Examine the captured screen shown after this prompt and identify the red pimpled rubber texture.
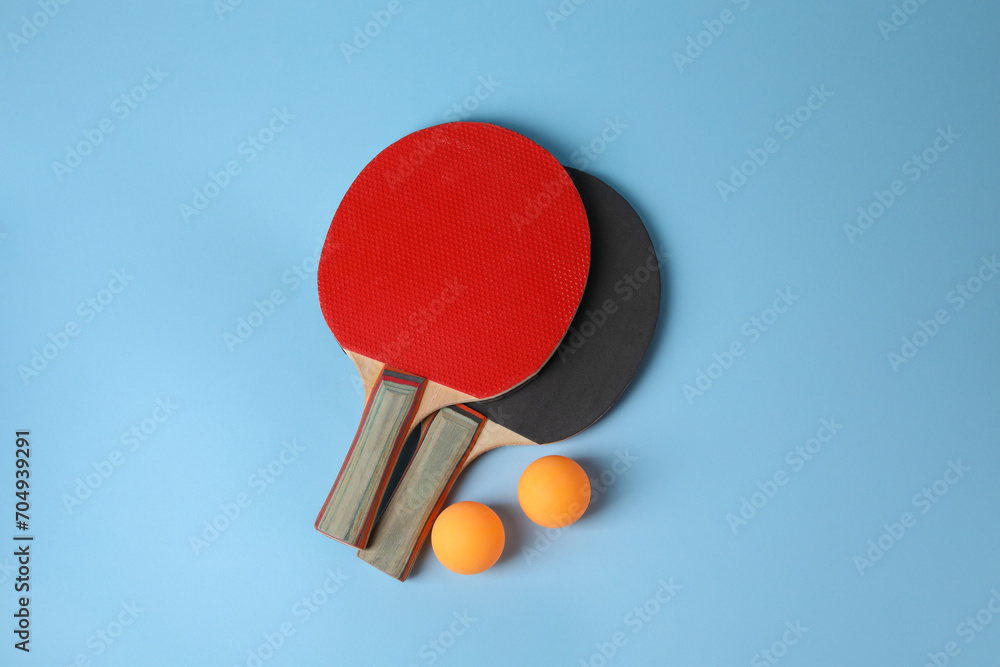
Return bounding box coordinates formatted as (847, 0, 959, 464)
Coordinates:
(318, 122, 589, 400)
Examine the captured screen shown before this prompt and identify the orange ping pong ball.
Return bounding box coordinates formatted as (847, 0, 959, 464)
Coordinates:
(431, 501, 505, 575)
(518, 455, 591, 528)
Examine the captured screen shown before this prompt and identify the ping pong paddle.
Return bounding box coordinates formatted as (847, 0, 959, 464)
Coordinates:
(314, 123, 590, 548)
(358, 168, 661, 579)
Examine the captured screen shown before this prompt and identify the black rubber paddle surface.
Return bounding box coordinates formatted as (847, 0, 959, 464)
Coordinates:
(468, 167, 661, 443)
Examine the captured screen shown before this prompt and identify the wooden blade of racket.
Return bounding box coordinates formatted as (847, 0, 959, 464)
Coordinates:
(314, 123, 590, 547)
(359, 169, 661, 578)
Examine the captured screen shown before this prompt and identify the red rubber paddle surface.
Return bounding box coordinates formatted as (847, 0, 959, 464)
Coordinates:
(318, 122, 590, 399)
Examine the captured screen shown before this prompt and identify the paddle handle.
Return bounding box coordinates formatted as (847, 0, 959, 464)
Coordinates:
(315, 369, 427, 548)
(357, 405, 485, 580)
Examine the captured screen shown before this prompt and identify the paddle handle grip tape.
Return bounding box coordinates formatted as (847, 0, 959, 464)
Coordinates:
(315, 369, 427, 548)
(357, 405, 486, 580)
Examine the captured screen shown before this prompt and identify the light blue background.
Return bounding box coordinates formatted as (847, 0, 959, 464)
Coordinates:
(2, 1, 999, 665)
